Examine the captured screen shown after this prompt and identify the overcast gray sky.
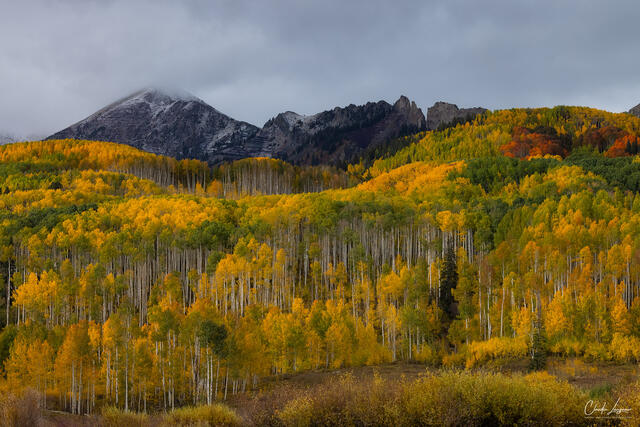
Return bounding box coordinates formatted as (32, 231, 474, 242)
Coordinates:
(1, 0, 639, 137)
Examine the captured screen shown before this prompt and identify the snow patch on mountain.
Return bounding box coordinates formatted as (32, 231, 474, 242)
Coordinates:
(47, 88, 260, 162)
(47, 87, 427, 165)
(0, 133, 18, 145)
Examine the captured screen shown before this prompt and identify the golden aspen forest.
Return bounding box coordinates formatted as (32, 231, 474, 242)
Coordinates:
(4, 106, 640, 425)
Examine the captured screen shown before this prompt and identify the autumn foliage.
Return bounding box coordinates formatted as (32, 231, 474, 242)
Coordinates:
(500, 126, 568, 158)
(0, 103, 639, 418)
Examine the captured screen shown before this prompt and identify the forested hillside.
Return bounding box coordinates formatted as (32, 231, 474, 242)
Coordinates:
(2, 106, 640, 416)
(368, 106, 640, 175)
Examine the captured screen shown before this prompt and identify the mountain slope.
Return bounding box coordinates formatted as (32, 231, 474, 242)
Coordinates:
(253, 95, 426, 165)
(47, 88, 260, 163)
(48, 90, 426, 165)
(369, 105, 640, 177)
(0, 133, 18, 145)
(630, 103, 640, 118)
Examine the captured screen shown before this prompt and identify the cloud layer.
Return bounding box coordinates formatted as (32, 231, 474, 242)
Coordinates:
(1, 0, 639, 137)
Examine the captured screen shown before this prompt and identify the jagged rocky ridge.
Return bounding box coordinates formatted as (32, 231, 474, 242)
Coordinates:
(630, 103, 640, 118)
(48, 89, 428, 165)
(256, 96, 426, 165)
(48, 88, 492, 165)
(426, 101, 487, 130)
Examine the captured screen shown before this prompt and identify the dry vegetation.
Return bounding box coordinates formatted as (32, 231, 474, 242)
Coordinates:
(1, 362, 636, 426)
(0, 389, 42, 427)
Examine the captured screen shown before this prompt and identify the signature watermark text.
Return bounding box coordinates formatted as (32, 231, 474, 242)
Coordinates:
(584, 398, 632, 419)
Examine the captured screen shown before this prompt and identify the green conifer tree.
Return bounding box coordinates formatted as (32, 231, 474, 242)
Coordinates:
(439, 243, 458, 319)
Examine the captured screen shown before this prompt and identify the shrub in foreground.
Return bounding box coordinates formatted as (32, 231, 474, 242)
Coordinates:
(101, 406, 150, 427)
(101, 404, 241, 427)
(162, 404, 242, 426)
(0, 388, 42, 427)
(274, 370, 589, 426)
(277, 373, 400, 426)
(402, 371, 585, 426)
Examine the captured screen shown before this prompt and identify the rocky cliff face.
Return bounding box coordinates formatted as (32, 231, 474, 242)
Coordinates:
(426, 101, 487, 130)
(630, 103, 640, 118)
(47, 88, 260, 163)
(255, 95, 426, 165)
(48, 88, 426, 165)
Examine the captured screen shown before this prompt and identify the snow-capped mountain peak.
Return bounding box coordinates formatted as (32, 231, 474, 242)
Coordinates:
(47, 88, 260, 161)
(47, 88, 432, 165)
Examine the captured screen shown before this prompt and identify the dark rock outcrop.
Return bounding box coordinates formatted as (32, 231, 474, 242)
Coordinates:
(426, 101, 487, 130)
(254, 95, 426, 165)
(629, 103, 640, 118)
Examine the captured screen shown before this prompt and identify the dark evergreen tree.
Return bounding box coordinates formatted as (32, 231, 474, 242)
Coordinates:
(529, 316, 548, 371)
(439, 243, 458, 319)
(199, 320, 228, 357)
(0, 325, 17, 370)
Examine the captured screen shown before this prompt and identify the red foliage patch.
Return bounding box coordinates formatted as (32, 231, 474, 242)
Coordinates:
(500, 127, 568, 159)
(578, 126, 627, 153)
(605, 134, 640, 157)
(501, 125, 640, 159)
